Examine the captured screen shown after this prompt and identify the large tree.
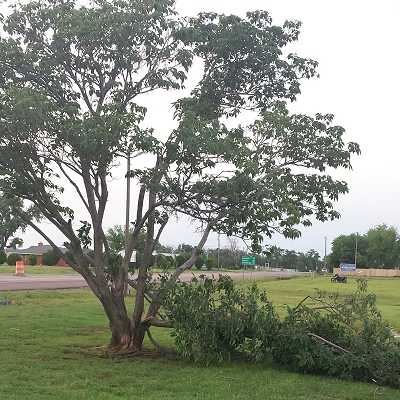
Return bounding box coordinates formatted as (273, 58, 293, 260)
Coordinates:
(328, 233, 358, 269)
(0, 195, 41, 249)
(105, 225, 146, 254)
(327, 225, 400, 270)
(0, 0, 359, 350)
(224, 238, 244, 270)
(365, 224, 400, 269)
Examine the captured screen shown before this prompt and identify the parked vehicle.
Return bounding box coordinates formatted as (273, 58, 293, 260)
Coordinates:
(331, 273, 347, 283)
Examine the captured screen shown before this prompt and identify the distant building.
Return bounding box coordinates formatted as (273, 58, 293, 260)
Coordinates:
(6, 242, 69, 266)
(153, 252, 176, 258)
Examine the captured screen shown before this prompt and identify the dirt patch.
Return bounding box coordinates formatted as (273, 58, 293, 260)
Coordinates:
(100, 375, 114, 380)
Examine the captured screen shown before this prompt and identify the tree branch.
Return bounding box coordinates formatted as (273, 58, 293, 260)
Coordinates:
(144, 317, 174, 329)
(307, 333, 352, 355)
(147, 329, 175, 353)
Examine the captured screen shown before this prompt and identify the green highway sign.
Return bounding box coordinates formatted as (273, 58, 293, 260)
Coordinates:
(241, 256, 255, 266)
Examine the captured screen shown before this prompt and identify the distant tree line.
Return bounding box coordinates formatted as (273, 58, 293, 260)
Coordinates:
(327, 224, 400, 270)
(158, 239, 323, 272)
(158, 224, 400, 272)
(3, 223, 397, 272)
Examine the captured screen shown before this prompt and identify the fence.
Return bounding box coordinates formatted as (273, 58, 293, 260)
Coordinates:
(333, 268, 400, 277)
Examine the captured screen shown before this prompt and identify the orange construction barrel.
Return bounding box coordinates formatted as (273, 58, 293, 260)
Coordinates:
(14, 261, 26, 277)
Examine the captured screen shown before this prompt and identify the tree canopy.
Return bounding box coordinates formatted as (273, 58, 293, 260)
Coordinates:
(105, 225, 146, 254)
(328, 224, 400, 269)
(0, 0, 360, 353)
(0, 195, 41, 249)
(365, 224, 400, 269)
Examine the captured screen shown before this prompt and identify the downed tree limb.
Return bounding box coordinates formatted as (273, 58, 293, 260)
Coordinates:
(307, 333, 352, 355)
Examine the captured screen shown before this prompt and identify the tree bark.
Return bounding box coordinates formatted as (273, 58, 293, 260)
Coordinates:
(95, 285, 134, 349)
(131, 187, 157, 349)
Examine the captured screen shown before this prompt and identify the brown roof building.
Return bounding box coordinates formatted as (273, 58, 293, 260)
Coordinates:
(7, 242, 69, 266)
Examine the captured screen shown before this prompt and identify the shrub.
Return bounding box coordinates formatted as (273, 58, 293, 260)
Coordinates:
(0, 249, 6, 264)
(176, 253, 190, 267)
(28, 253, 37, 266)
(7, 253, 22, 266)
(194, 257, 204, 270)
(41, 250, 60, 266)
(204, 258, 215, 270)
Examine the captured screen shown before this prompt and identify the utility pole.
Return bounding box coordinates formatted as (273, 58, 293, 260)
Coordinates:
(355, 232, 358, 268)
(217, 233, 220, 270)
(324, 236, 327, 274)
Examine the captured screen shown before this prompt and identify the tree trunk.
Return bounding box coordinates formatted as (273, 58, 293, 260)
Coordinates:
(98, 289, 135, 349)
(130, 188, 158, 350)
(83, 268, 136, 350)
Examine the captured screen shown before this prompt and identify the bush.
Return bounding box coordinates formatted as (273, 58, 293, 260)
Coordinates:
(41, 250, 60, 266)
(204, 258, 215, 270)
(0, 249, 6, 264)
(194, 257, 204, 270)
(176, 253, 190, 267)
(28, 253, 37, 266)
(7, 253, 22, 266)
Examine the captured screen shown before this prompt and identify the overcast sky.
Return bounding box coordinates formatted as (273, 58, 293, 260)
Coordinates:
(9, 0, 400, 257)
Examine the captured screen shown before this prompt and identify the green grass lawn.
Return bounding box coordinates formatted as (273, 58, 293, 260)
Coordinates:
(236, 275, 400, 332)
(0, 276, 399, 399)
(0, 264, 79, 274)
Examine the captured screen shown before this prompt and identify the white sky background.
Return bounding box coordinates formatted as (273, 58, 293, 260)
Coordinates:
(12, 0, 400, 257)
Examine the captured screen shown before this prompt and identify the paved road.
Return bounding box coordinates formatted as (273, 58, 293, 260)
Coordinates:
(0, 270, 308, 292)
(0, 274, 90, 291)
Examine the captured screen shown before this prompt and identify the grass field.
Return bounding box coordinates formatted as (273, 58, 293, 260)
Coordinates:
(0, 275, 399, 399)
(0, 264, 79, 274)
(238, 275, 400, 332)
